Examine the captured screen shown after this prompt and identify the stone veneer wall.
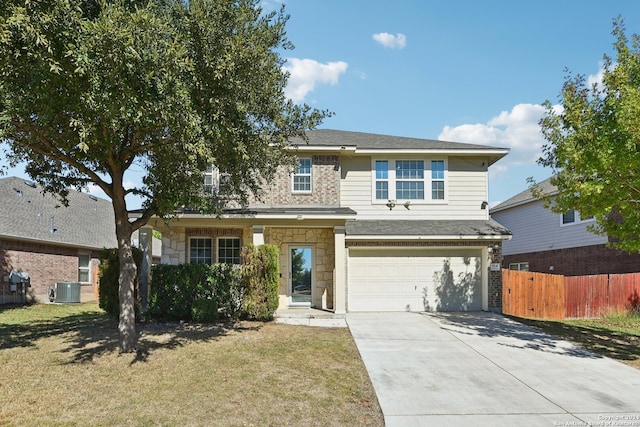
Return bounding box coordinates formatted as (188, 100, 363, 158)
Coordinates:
(264, 227, 335, 310)
(161, 226, 252, 265)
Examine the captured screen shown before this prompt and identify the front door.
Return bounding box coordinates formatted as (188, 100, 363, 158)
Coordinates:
(290, 247, 313, 306)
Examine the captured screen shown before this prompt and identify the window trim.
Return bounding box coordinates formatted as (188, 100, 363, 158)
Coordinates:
(560, 210, 595, 227)
(189, 237, 213, 265)
(509, 262, 529, 271)
(216, 237, 242, 265)
(78, 254, 91, 283)
(292, 157, 312, 193)
(371, 158, 447, 204)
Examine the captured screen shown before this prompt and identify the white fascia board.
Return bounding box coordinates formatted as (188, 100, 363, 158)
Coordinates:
(346, 234, 512, 241)
(170, 212, 357, 221)
(353, 148, 510, 156)
(286, 145, 357, 152)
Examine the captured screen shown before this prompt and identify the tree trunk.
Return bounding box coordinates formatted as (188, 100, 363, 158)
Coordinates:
(117, 231, 137, 353)
(113, 196, 137, 353)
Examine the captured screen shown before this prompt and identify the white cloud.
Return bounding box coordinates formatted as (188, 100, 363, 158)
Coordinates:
(439, 103, 551, 178)
(283, 58, 348, 103)
(372, 32, 407, 49)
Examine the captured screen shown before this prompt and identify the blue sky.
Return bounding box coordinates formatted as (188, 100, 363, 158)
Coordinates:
(4, 0, 640, 208)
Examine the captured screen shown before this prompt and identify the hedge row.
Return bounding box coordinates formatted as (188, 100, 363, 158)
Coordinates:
(99, 244, 280, 322)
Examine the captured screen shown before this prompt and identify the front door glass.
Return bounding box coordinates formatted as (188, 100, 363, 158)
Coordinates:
(291, 247, 312, 305)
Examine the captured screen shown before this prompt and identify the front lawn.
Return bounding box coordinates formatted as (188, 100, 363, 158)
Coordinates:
(0, 303, 383, 426)
(511, 311, 640, 369)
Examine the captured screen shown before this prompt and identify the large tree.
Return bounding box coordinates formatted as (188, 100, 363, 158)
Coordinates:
(538, 18, 640, 253)
(0, 0, 327, 352)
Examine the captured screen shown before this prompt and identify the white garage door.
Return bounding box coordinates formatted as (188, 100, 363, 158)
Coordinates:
(348, 248, 483, 312)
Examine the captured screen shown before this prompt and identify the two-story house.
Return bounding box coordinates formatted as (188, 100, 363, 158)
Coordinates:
(142, 129, 511, 313)
(490, 177, 640, 276)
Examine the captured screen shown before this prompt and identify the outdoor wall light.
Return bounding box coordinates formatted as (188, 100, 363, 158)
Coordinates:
(404, 201, 411, 210)
(481, 201, 489, 210)
(386, 200, 396, 210)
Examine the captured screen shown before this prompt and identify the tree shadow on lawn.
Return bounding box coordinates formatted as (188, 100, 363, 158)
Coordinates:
(0, 306, 261, 365)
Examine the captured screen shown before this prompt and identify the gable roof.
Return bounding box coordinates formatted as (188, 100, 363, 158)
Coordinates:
(0, 176, 117, 249)
(490, 177, 557, 213)
(291, 129, 509, 165)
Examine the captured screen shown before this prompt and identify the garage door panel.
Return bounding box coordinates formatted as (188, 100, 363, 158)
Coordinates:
(348, 250, 482, 312)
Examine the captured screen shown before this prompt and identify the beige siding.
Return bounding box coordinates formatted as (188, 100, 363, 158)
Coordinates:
(340, 155, 490, 220)
(491, 199, 608, 256)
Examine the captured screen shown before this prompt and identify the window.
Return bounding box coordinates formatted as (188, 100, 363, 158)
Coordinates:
(509, 262, 529, 271)
(292, 158, 312, 192)
(561, 210, 594, 225)
(431, 160, 445, 200)
(204, 165, 216, 194)
(204, 165, 232, 195)
(372, 159, 446, 202)
(78, 255, 90, 282)
(375, 160, 389, 200)
(217, 237, 241, 264)
(396, 160, 424, 199)
(190, 237, 213, 265)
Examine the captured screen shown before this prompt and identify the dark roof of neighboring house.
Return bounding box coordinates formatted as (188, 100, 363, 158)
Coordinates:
(490, 177, 556, 213)
(0, 176, 117, 249)
(292, 129, 509, 165)
(345, 219, 511, 238)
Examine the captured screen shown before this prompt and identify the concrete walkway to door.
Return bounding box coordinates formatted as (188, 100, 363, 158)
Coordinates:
(347, 312, 640, 427)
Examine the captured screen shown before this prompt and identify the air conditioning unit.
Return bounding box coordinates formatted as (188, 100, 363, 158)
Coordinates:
(55, 282, 81, 303)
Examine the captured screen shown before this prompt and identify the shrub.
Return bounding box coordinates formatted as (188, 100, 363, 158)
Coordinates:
(149, 263, 242, 322)
(241, 244, 279, 321)
(98, 247, 143, 319)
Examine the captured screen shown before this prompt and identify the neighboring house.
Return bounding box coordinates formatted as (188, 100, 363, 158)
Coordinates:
(0, 176, 116, 303)
(140, 129, 511, 313)
(490, 177, 640, 276)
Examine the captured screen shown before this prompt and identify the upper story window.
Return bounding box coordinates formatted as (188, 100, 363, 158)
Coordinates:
(561, 210, 594, 226)
(375, 160, 389, 199)
(189, 237, 213, 265)
(292, 157, 312, 193)
(431, 160, 445, 200)
(217, 237, 242, 264)
(372, 159, 447, 202)
(204, 165, 231, 195)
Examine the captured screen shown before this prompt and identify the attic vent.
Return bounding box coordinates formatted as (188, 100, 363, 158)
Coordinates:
(88, 194, 98, 201)
(23, 180, 36, 188)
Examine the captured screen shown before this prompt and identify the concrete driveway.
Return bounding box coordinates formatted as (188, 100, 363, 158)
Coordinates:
(347, 312, 640, 427)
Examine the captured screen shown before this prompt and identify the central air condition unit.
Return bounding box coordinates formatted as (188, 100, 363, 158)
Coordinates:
(55, 282, 81, 303)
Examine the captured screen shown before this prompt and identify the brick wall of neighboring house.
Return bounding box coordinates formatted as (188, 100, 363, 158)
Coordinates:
(251, 155, 340, 207)
(0, 238, 100, 303)
(503, 244, 640, 276)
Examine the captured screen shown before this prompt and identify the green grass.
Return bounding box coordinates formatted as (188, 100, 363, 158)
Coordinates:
(512, 310, 640, 369)
(0, 303, 383, 426)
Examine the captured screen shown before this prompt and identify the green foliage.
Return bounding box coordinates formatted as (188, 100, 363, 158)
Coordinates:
(538, 17, 640, 252)
(149, 263, 242, 322)
(0, 0, 328, 350)
(98, 247, 143, 319)
(242, 244, 280, 321)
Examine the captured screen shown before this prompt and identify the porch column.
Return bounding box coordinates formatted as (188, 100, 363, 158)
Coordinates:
(333, 226, 346, 314)
(138, 226, 153, 311)
(252, 225, 264, 246)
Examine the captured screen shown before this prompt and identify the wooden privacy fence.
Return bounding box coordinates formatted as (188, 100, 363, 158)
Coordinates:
(502, 269, 640, 320)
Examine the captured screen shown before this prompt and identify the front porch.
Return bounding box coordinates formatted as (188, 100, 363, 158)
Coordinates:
(274, 307, 347, 327)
